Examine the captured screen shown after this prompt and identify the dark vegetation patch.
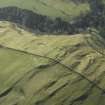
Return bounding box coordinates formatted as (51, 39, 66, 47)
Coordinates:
(0, 7, 75, 35)
(0, 0, 105, 37)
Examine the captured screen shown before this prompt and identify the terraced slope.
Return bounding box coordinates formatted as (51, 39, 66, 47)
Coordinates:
(0, 22, 105, 105)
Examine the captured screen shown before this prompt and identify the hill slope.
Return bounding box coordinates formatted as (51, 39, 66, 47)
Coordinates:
(1, 44, 105, 105)
(0, 21, 105, 105)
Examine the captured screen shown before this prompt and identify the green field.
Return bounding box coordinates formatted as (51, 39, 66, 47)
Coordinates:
(0, 0, 90, 21)
(0, 21, 105, 104)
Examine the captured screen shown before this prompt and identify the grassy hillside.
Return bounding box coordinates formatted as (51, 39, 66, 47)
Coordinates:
(0, 21, 105, 105)
(1, 45, 105, 105)
(0, 0, 90, 21)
